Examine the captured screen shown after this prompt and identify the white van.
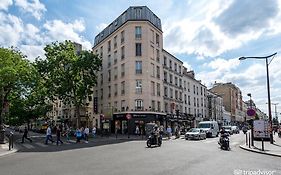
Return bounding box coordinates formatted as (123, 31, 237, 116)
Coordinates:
(198, 121, 219, 138)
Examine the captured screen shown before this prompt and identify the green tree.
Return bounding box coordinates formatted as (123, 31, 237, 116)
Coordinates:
(0, 47, 35, 142)
(36, 41, 102, 128)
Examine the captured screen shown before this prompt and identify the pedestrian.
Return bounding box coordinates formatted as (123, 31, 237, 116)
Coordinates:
(92, 126, 96, 138)
(135, 125, 140, 135)
(21, 127, 32, 143)
(45, 125, 54, 144)
(81, 127, 85, 140)
(56, 125, 63, 146)
(84, 126, 89, 143)
(65, 125, 70, 142)
(167, 126, 172, 139)
(75, 128, 82, 143)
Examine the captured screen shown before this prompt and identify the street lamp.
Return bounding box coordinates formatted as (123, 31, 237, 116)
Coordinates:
(239, 52, 277, 144)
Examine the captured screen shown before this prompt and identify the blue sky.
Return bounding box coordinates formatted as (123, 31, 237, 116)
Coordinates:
(1, 0, 281, 120)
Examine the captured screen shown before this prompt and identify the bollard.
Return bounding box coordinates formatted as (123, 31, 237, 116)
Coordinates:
(246, 133, 248, 145)
(261, 138, 264, 151)
(248, 133, 251, 148)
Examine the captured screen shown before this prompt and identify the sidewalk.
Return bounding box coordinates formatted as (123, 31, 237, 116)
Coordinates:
(0, 141, 17, 157)
(240, 134, 281, 157)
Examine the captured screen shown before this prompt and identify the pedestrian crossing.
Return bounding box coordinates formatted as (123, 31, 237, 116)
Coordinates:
(16, 140, 76, 150)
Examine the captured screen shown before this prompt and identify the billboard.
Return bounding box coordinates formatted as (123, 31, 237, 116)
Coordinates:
(253, 120, 270, 138)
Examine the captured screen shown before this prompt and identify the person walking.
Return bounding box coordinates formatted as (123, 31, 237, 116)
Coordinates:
(92, 126, 96, 138)
(21, 127, 32, 143)
(167, 126, 172, 139)
(84, 126, 89, 143)
(56, 125, 63, 146)
(135, 125, 140, 135)
(45, 125, 54, 145)
(75, 128, 82, 143)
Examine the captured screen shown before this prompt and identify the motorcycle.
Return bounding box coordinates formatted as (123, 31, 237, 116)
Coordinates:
(147, 134, 162, 147)
(218, 133, 230, 150)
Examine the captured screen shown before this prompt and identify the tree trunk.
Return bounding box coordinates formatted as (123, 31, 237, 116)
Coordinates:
(75, 105, 81, 128)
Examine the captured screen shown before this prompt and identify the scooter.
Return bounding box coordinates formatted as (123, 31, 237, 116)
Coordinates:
(218, 134, 230, 150)
(147, 134, 162, 147)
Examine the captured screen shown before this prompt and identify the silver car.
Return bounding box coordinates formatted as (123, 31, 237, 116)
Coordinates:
(185, 128, 206, 140)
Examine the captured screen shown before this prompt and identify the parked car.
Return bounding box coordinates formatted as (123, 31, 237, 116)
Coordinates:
(185, 128, 206, 140)
(231, 126, 240, 134)
(198, 121, 219, 137)
(222, 126, 233, 135)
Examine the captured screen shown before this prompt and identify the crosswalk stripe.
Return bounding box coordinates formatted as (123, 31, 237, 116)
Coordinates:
(21, 143, 35, 149)
(34, 142, 48, 147)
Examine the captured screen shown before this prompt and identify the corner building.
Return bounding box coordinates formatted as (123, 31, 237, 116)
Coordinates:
(93, 6, 206, 134)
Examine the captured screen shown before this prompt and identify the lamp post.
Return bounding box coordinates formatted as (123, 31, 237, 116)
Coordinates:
(239, 52, 277, 144)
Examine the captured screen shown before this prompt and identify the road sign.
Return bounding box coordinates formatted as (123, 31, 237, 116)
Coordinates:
(126, 113, 132, 120)
(247, 108, 256, 116)
(253, 120, 270, 138)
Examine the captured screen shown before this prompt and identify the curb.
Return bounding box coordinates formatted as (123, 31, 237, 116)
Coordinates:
(239, 145, 281, 158)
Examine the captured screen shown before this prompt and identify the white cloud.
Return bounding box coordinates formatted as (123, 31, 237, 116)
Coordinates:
(0, 12, 24, 46)
(183, 61, 192, 71)
(0, 0, 13, 11)
(20, 44, 44, 61)
(43, 19, 92, 50)
(14, 0, 46, 20)
(163, 0, 281, 58)
(207, 58, 240, 71)
(96, 23, 108, 31)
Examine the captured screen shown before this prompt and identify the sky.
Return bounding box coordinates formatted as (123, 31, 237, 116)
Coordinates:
(1, 0, 281, 121)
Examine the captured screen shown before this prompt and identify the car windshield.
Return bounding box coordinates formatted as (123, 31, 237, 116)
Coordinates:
(198, 123, 211, 128)
(189, 128, 200, 132)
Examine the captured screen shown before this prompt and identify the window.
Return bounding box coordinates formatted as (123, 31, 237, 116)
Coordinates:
(169, 60, 172, 69)
(157, 83, 160, 96)
(184, 94, 187, 104)
(196, 86, 198, 95)
(188, 82, 190, 92)
(135, 99, 143, 110)
(164, 71, 167, 82)
(114, 35, 117, 48)
(156, 49, 160, 62)
(121, 46, 125, 59)
(165, 102, 168, 112)
(121, 81, 125, 95)
(114, 84, 118, 96)
(108, 54, 111, 68)
(151, 63, 155, 77)
(188, 96, 190, 105)
(179, 92, 182, 101)
(114, 67, 118, 80)
(164, 56, 167, 66)
(121, 31, 125, 43)
(175, 77, 178, 86)
(114, 51, 117, 64)
(136, 80, 142, 94)
(135, 61, 142, 74)
(156, 66, 160, 79)
(114, 101, 118, 111)
(100, 89, 103, 99)
(175, 90, 178, 99)
(135, 26, 142, 39)
(179, 79, 182, 87)
(150, 29, 154, 43)
(157, 101, 161, 112)
(194, 97, 196, 106)
(193, 85, 196, 94)
(108, 70, 111, 82)
(151, 100, 155, 110)
(100, 73, 103, 85)
(151, 81, 155, 96)
(136, 43, 142, 56)
(108, 40, 111, 52)
(156, 33, 159, 46)
(169, 74, 173, 84)
(100, 46, 103, 58)
(121, 63, 125, 77)
(150, 45, 154, 60)
(201, 87, 203, 95)
(164, 86, 168, 97)
(170, 88, 173, 98)
(108, 86, 111, 98)
(121, 100, 126, 111)
(179, 66, 181, 74)
(174, 63, 177, 72)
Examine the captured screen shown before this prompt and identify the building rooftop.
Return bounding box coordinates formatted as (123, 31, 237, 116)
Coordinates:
(93, 6, 162, 47)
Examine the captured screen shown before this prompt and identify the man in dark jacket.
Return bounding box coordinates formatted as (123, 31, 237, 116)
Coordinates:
(21, 127, 32, 143)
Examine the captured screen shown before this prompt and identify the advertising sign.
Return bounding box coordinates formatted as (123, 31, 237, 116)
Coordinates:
(253, 120, 270, 138)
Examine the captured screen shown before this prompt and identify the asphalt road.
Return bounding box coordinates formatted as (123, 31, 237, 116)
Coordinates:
(0, 132, 280, 175)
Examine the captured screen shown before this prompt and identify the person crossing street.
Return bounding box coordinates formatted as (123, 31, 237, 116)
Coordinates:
(21, 127, 32, 143)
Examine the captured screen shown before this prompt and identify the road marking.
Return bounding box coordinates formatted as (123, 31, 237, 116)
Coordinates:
(21, 143, 35, 149)
(34, 142, 48, 147)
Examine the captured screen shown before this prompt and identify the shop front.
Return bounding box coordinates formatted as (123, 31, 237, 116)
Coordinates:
(112, 112, 166, 135)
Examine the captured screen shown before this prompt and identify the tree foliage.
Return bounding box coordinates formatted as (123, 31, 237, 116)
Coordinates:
(36, 41, 102, 128)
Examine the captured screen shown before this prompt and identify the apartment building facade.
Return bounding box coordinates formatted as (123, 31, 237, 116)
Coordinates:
(92, 6, 207, 133)
(210, 82, 243, 123)
(206, 90, 223, 124)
